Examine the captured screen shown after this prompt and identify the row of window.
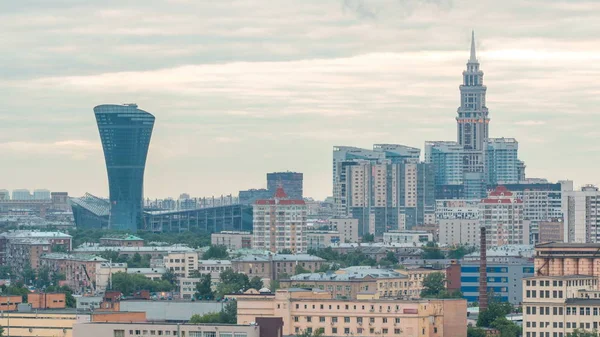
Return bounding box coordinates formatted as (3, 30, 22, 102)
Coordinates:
(295, 327, 413, 335)
(120, 330, 246, 337)
(294, 303, 415, 312)
(525, 290, 564, 299)
(296, 316, 402, 324)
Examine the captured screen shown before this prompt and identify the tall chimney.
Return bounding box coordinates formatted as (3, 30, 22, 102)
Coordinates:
(479, 226, 488, 311)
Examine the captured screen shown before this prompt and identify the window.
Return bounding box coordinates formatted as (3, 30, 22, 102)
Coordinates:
(307, 317, 312, 322)
(395, 318, 400, 324)
(189, 333, 201, 337)
(294, 317, 299, 322)
(370, 318, 375, 323)
(383, 329, 389, 334)
(344, 317, 350, 323)
(136, 331, 141, 335)
(151, 332, 156, 336)
(383, 318, 388, 323)
(332, 328, 337, 334)
(233, 333, 247, 337)
(344, 328, 350, 334)
(115, 330, 125, 337)
(395, 329, 401, 334)
(320, 317, 325, 323)
(332, 317, 338, 323)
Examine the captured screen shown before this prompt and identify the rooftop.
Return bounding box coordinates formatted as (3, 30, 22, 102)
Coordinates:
(127, 268, 167, 274)
(41, 253, 107, 262)
(535, 242, 600, 249)
(0, 230, 71, 239)
(524, 275, 596, 280)
(74, 244, 194, 253)
(289, 268, 406, 282)
(101, 234, 144, 241)
(464, 244, 534, 258)
(233, 254, 325, 262)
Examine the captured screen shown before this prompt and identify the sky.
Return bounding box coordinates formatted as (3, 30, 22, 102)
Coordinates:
(1, 0, 600, 200)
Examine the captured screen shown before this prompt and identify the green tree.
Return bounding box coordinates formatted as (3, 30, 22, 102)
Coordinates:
(195, 274, 214, 300)
(189, 301, 237, 324)
(361, 233, 375, 242)
(278, 249, 293, 254)
(36, 266, 52, 288)
(162, 270, 178, 286)
(270, 279, 280, 291)
(295, 265, 310, 274)
(448, 245, 475, 260)
(111, 272, 174, 295)
(570, 329, 599, 337)
(215, 270, 251, 298)
(249, 276, 263, 290)
(490, 317, 521, 337)
(421, 242, 445, 260)
(20, 263, 36, 285)
(202, 245, 229, 259)
(296, 328, 324, 337)
(379, 251, 399, 266)
(477, 300, 514, 328)
(467, 326, 487, 337)
(0, 266, 12, 279)
(420, 272, 446, 298)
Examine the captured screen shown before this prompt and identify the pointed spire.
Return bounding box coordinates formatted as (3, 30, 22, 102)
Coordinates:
(469, 30, 477, 63)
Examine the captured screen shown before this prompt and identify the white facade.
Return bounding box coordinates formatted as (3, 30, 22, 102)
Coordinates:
(12, 189, 32, 200)
(435, 199, 479, 220)
(439, 219, 480, 247)
(383, 230, 433, 244)
(95, 262, 127, 294)
(211, 231, 252, 250)
(305, 231, 341, 250)
(179, 277, 201, 299)
(562, 184, 600, 243)
(33, 189, 51, 200)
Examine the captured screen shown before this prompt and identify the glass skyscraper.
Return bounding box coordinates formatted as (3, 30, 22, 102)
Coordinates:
(94, 104, 155, 232)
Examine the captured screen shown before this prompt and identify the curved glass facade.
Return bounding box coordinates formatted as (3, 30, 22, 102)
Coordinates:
(94, 104, 155, 231)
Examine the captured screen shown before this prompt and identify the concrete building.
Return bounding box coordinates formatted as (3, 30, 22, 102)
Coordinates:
(252, 187, 307, 254)
(12, 188, 32, 200)
(267, 172, 303, 200)
(522, 275, 600, 337)
(73, 244, 195, 259)
(435, 199, 479, 220)
(179, 277, 201, 299)
(439, 219, 479, 247)
(0, 309, 146, 337)
(0, 189, 9, 200)
(486, 138, 519, 185)
(164, 251, 198, 278)
(100, 234, 144, 247)
(562, 184, 600, 243)
(96, 262, 128, 294)
(460, 257, 534, 304)
(0, 230, 72, 266)
(33, 189, 52, 200)
(232, 254, 325, 282)
(480, 186, 528, 246)
(239, 188, 273, 205)
(305, 231, 341, 250)
(40, 253, 108, 294)
(281, 267, 410, 299)
(73, 322, 269, 337)
(127, 267, 166, 281)
(117, 301, 226, 321)
(538, 219, 564, 243)
(236, 288, 467, 337)
(329, 218, 359, 243)
(211, 231, 252, 250)
(382, 231, 433, 245)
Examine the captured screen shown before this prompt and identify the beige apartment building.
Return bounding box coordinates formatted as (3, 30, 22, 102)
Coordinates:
(232, 254, 325, 282)
(522, 275, 600, 337)
(329, 218, 359, 243)
(41, 253, 108, 294)
(164, 251, 198, 278)
(211, 231, 252, 250)
(236, 288, 467, 337)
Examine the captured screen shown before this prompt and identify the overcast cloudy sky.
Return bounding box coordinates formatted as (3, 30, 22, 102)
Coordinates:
(1, 0, 600, 200)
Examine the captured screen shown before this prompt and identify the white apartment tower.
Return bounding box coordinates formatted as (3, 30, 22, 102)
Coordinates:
(562, 184, 600, 243)
(252, 187, 307, 253)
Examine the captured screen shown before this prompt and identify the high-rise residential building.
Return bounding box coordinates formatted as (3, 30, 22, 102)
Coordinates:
(329, 218, 359, 243)
(424, 141, 464, 186)
(562, 184, 600, 243)
(333, 145, 432, 235)
(238, 188, 272, 205)
(0, 189, 9, 201)
(12, 189, 32, 200)
(33, 189, 51, 200)
(490, 180, 572, 243)
(93, 104, 155, 232)
(479, 186, 528, 246)
(252, 187, 307, 253)
(267, 172, 303, 200)
(436, 199, 480, 246)
(486, 138, 519, 185)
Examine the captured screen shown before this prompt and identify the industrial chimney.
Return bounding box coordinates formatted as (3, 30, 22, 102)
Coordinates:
(479, 226, 488, 311)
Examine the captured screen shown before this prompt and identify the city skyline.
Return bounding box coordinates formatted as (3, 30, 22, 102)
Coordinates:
(2, 1, 600, 200)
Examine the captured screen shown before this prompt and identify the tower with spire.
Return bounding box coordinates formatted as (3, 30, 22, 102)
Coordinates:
(457, 30, 489, 151)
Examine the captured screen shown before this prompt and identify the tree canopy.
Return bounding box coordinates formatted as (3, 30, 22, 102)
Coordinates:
(190, 301, 237, 324)
(308, 247, 377, 268)
(476, 298, 514, 328)
(421, 242, 445, 260)
(110, 272, 173, 295)
(215, 270, 263, 298)
(202, 245, 229, 260)
(195, 274, 214, 300)
(419, 272, 463, 299)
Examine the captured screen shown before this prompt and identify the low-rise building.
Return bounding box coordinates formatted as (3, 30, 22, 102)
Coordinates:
(383, 230, 433, 245)
(329, 218, 359, 243)
(232, 254, 326, 282)
(198, 260, 232, 281)
(40, 253, 108, 294)
(305, 231, 341, 250)
(127, 267, 166, 281)
(73, 244, 194, 259)
(99, 234, 144, 247)
(28, 293, 66, 309)
(73, 321, 270, 337)
(211, 231, 252, 250)
(0, 309, 146, 337)
(179, 277, 201, 299)
(236, 288, 467, 337)
(164, 251, 199, 278)
(460, 257, 534, 304)
(0, 295, 23, 310)
(522, 275, 600, 337)
(96, 262, 127, 294)
(281, 267, 410, 299)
